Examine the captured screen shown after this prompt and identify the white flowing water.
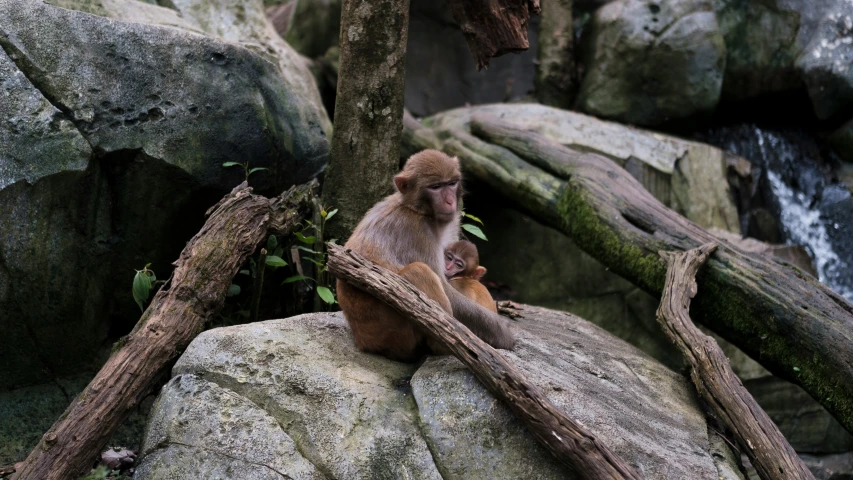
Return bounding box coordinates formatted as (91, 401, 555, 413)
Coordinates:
(754, 128, 853, 300)
(701, 125, 853, 301)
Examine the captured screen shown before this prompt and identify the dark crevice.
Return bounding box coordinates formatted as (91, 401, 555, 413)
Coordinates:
(177, 372, 334, 480)
(148, 440, 296, 479)
(0, 34, 95, 150)
(621, 210, 657, 236)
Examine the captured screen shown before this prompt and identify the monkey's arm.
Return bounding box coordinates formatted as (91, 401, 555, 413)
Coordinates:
(445, 282, 516, 349)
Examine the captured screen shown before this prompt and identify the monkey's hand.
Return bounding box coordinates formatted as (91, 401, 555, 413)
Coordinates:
(497, 301, 523, 320)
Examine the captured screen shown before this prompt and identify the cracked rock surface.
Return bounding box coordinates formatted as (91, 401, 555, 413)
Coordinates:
(0, 0, 330, 389)
(136, 309, 743, 479)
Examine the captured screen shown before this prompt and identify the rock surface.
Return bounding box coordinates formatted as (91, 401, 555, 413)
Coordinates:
(137, 310, 743, 479)
(576, 0, 726, 126)
(0, 0, 329, 390)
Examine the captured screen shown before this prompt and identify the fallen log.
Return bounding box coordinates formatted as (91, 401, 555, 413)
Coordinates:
(13, 181, 316, 480)
(446, 0, 541, 70)
(403, 113, 853, 434)
(326, 243, 641, 480)
(657, 244, 814, 480)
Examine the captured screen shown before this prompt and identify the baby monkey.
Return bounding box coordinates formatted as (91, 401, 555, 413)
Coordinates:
(444, 241, 497, 313)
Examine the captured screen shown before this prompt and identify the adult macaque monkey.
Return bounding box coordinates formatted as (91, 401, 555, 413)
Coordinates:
(338, 150, 516, 361)
(445, 241, 498, 313)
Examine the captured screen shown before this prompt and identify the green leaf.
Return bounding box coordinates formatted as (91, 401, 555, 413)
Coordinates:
(305, 257, 324, 267)
(793, 366, 801, 372)
(266, 235, 278, 251)
(265, 256, 287, 267)
(145, 270, 156, 283)
(222, 162, 241, 167)
(239, 269, 250, 276)
(295, 231, 316, 244)
(461, 223, 488, 241)
(328, 238, 338, 245)
(282, 275, 313, 284)
(463, 213, 484, 225)
(324, 208, 338, 221)
(273, 245, 285, 259)
(249, 167, 269, 174)
(296, 245, 320, 254)
(317, 286, 337, 304)
(227, 284, 241, 297)
(132, 271, 152, 312)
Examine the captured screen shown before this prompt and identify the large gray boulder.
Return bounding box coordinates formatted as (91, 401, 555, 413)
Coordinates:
(0, 0, 329, 390)
(136, 310, 743, 479)
(711, 0, 835, 100)
(576, 0, 726, 126)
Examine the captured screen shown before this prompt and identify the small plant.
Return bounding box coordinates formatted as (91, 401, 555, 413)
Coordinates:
(461, 211, 487, 241)
(131, 263, 164, 312)
(222, 161, 268, 182)
(282, 204, 338, 305)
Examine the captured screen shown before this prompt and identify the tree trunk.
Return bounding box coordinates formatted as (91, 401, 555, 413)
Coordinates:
(321, 0, 411, 242)
(402, 113, 853, 434)
(535, 0, 575, 108)
(446, 0, 541, 70)
(326, 243, 642, 480)
(12, 182, 316, 480)
(658, 244, 814, 480)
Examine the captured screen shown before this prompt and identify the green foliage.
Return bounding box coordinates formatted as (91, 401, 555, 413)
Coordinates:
(222, 161, 269, 182)
(131, 263, 162, 312)
(265, 256, 288, 268)
(460, 211, 488, 241)
(282, 204, 338, 305)
(317, 286, 337, 304)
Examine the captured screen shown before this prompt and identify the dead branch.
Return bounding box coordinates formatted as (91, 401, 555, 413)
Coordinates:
(446, 0, 541, 70)
(657, 244, 814, 480)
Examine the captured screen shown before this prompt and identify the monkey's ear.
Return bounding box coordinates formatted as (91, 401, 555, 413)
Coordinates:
(394, 174, 409, 194)
(472, 266, 486, 280)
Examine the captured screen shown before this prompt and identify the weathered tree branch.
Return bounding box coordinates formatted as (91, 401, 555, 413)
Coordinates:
(657, 244, 814, 480)
(433, 114, 853, 434)
(326, 243, 641, 480)
(446, 0, 541, 70)
(13, 181, 317, 480)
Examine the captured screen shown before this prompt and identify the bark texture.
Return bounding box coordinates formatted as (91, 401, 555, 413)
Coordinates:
(446, 0, 541, 70)
(402, 113, 853, 434)
(322, 0, 410, 242)
(326, 243, 642, 480)
(12, 182, 316, 480)
(535, 0, 575, 108)
(658, 244, 814, 480)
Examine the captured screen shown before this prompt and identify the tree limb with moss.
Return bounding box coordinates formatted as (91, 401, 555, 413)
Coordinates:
(402, 112, 853, 434)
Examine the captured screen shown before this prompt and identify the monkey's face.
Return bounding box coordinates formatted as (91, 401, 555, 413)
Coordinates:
(425, 179, 460, 222)
(445, 250, 466, 279)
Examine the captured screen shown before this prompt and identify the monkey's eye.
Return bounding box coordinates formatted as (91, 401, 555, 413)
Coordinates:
(428, 184, 442, 191)
(455, 261, 463, 268)
(448, 180, 459, 187)
(445, 253, 453, 261)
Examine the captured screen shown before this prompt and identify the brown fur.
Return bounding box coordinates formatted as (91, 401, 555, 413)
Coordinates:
(445, 241, 495, 312)
(450, 278, 497, 313)
(338, 149, 515, 361)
